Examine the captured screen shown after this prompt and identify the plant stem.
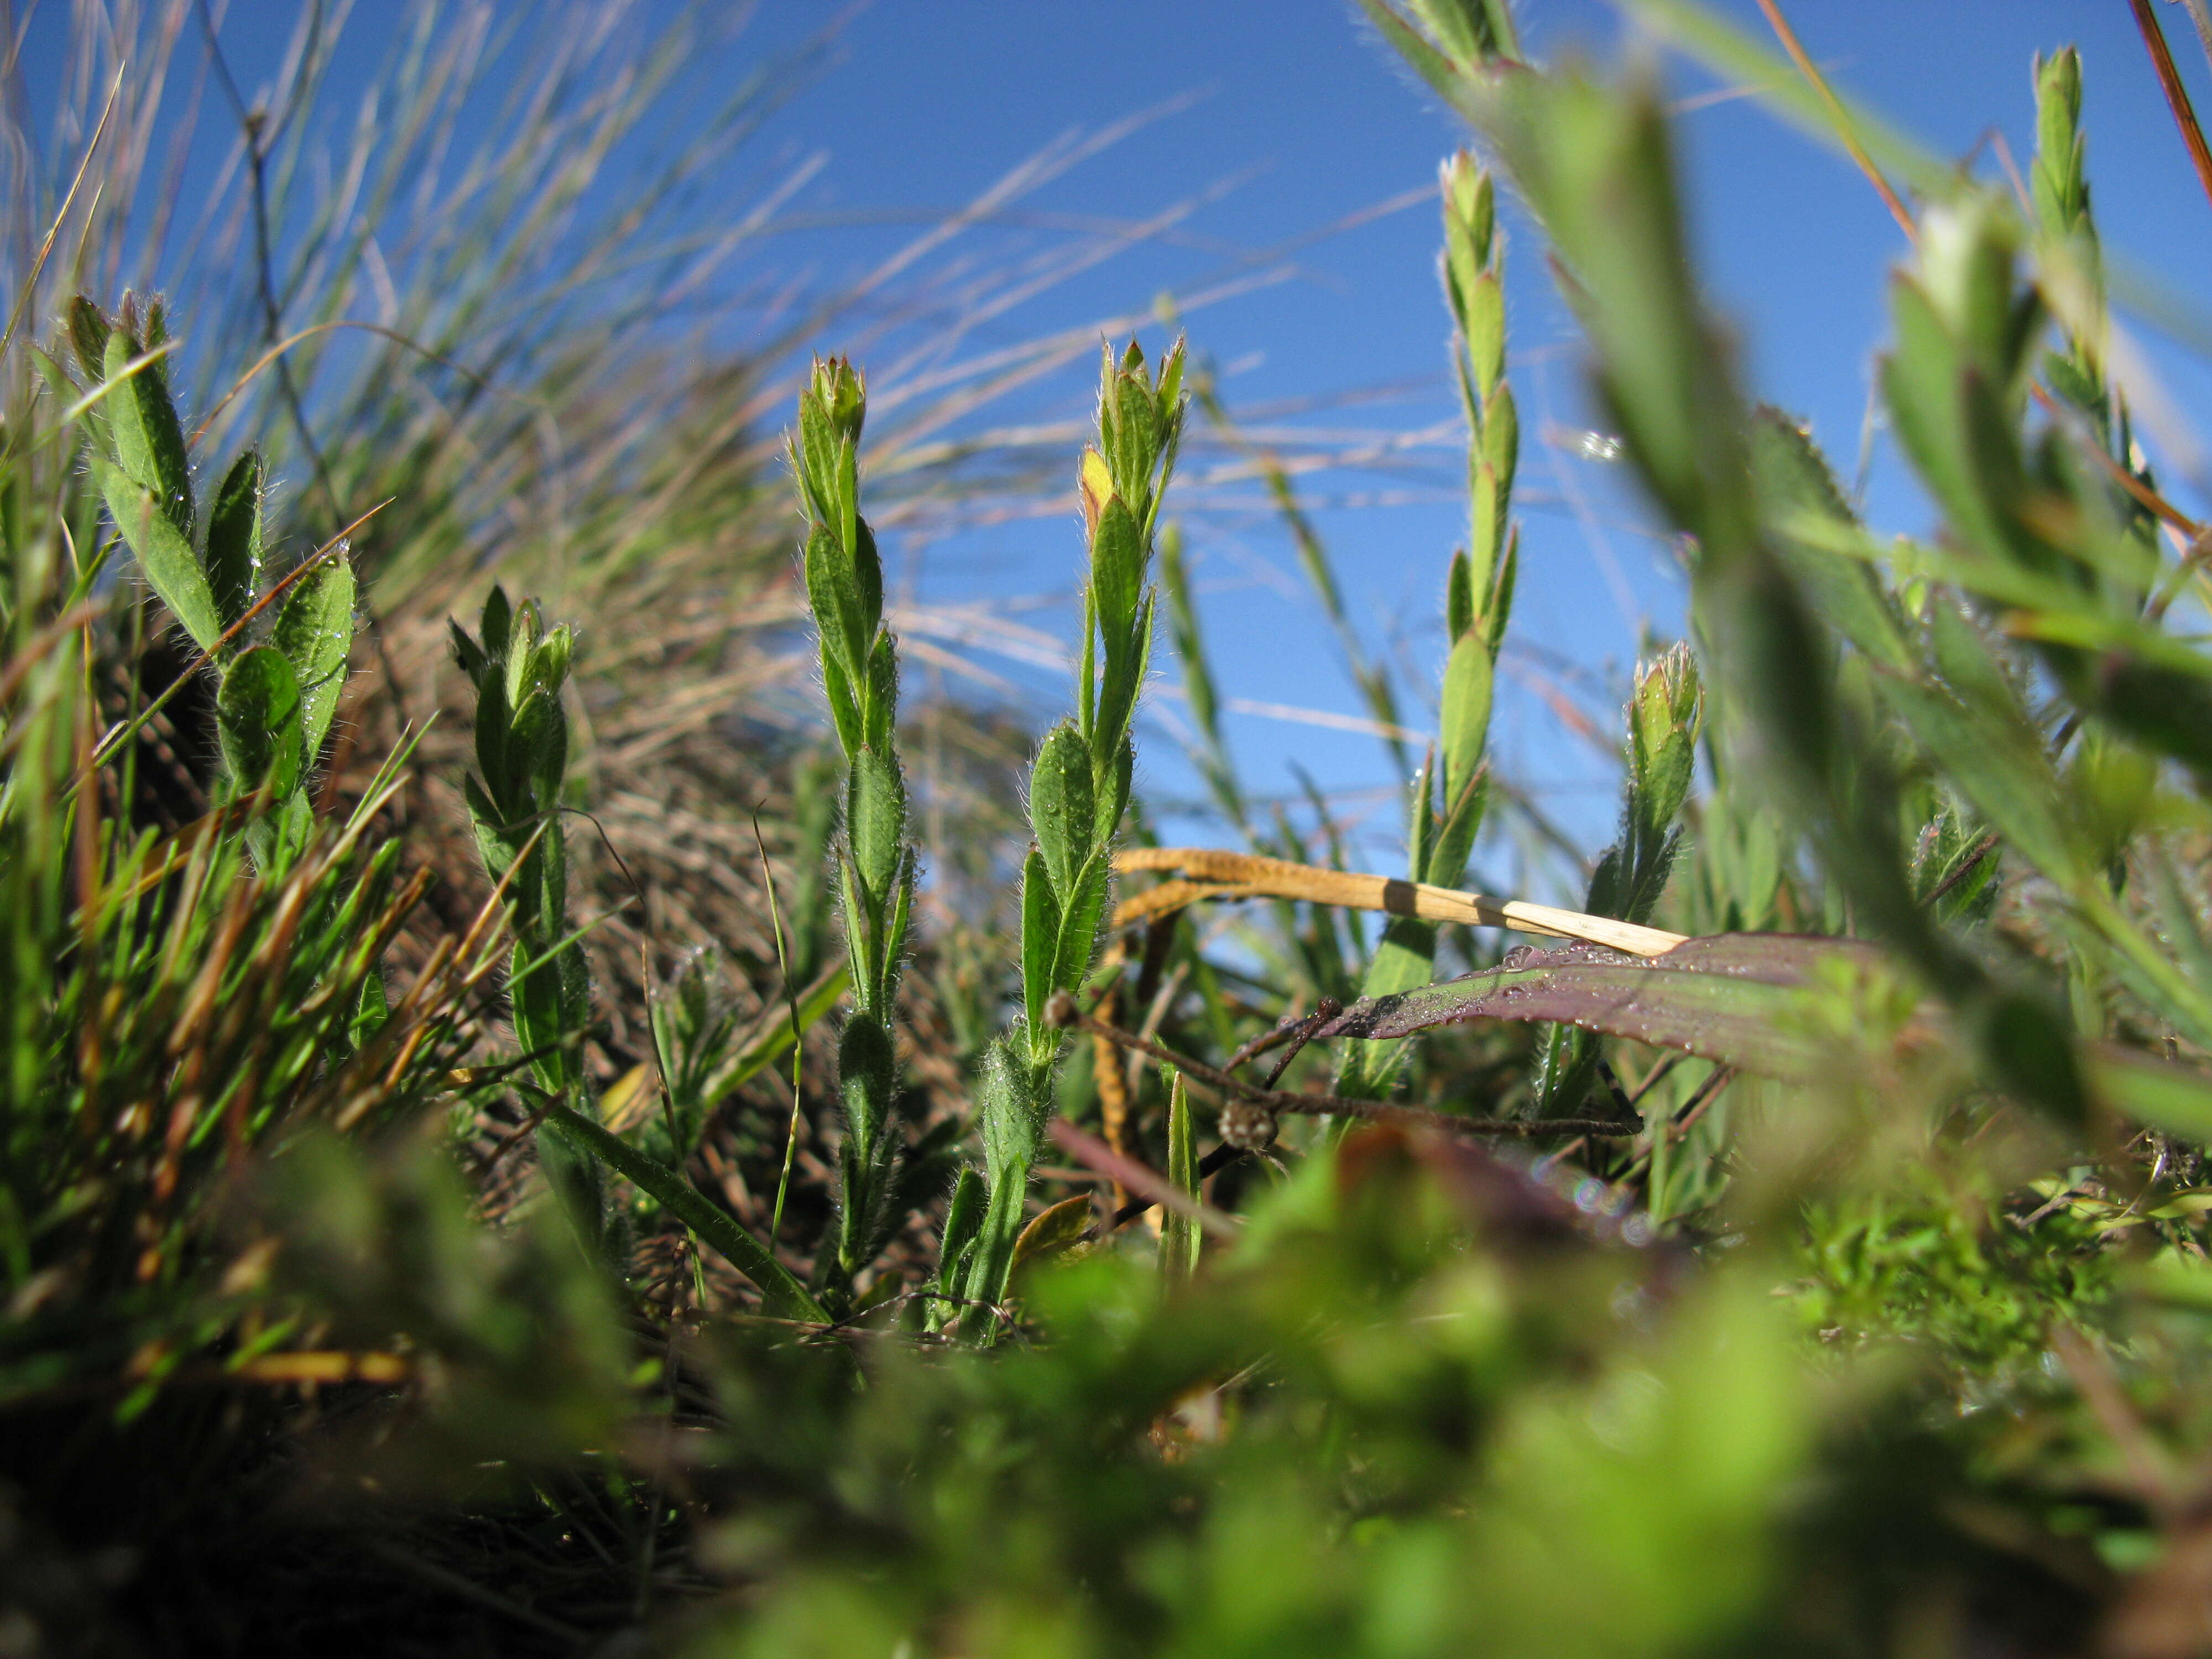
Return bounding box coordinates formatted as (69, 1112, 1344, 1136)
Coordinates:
(754, 811, 807, 1243)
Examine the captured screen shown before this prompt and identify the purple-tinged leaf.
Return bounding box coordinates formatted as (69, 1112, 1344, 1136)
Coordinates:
(1316, 935, 1901, 1081)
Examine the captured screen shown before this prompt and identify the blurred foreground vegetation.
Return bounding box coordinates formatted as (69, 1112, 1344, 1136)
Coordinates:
(14, 2, 2212, 1655)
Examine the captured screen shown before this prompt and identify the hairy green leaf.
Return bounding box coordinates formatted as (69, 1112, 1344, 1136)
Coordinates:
(66, 296, 111, 387)
(274, 553, 354, 757)
(203, 449, 263, 632)
(804, 523, 865, 690)
(1438, 631, 1493, 808)
(508, 688, 568, 822)
(1021, 849, 1060, 1046)
(1028, 722, 1092, 899)
(1446, 549, 1475, 643)
(99, 328, 193, 546)
(1090, 495, 1145, 645)
(849, 747, 907, 912)
(97, 456, 222, 653)
(1050, 848, 1111, 998)
(541, 1105, 825, 1321)
(216, 645, 305, 803)
(937, 1166, 986, 1310)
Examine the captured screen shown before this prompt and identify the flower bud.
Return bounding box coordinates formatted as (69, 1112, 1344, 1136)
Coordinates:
(1630, 643, 1702, 834)
(810, 354, 866, 446)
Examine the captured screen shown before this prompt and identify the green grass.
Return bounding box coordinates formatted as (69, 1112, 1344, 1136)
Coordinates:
(15, 1, 2212, 1654)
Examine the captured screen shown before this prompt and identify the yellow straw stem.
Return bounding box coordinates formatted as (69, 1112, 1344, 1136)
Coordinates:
(1113, 847, 1687, 958)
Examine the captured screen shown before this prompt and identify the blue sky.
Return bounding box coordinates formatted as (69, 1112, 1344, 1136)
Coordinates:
(38, 2, 2212, 892)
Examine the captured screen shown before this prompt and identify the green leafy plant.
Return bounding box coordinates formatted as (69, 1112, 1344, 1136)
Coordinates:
(452, 585, 825, 1319)
(51, 295, 359, 871)
(949, 338, 1187, 1334)
(0, 291, 451, 1420)
(1531, 644, 1704, 1119)
(1333, 153, 1517, 1102)
(450, 588, 611, 1258)
(788, 357, 925, 1308)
